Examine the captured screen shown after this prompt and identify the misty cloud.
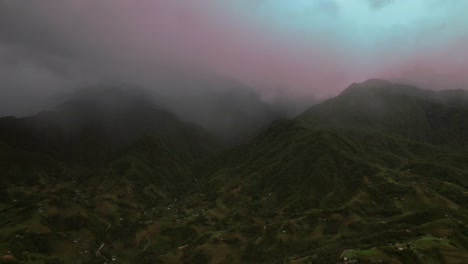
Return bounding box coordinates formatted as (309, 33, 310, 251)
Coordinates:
(0, 0, 467, 120)
(367, 0, 395, 10)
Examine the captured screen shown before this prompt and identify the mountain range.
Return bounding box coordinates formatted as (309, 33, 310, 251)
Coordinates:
(0, 79, 467, 264)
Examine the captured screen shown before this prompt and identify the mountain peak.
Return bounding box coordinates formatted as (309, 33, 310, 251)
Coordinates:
(361, 78, 391, 85)
(339, 79, 421, 98)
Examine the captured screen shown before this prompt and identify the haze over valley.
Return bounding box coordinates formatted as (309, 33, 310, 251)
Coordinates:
(0, 1, 468, 263)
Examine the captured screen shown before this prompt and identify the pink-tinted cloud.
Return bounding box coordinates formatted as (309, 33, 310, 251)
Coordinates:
(0, 0, 467, 112)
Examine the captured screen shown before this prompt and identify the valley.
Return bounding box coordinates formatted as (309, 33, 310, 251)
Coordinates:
(1, 80, 468, 263)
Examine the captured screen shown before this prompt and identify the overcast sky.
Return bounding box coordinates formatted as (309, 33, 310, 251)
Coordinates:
(0, 0, 467, 116)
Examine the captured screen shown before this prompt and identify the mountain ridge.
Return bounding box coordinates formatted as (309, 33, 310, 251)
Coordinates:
(1, 80, 468, 263)
(0, 87, 219, 167)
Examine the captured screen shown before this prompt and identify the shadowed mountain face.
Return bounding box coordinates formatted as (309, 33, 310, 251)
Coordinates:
(1, 80, 468, 264)
(0, 87, 218, 166)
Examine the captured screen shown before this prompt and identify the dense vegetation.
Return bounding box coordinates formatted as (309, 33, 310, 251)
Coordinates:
(1, 80, 467, 263)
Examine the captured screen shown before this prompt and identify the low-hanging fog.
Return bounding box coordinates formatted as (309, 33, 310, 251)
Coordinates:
(0, 0, 467, 136)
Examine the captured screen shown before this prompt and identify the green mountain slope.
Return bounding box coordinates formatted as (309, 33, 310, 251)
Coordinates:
(1, 81, 468, 264)
(159, 80, 468, 263)
(300, 79, 468, 147)
(0, 88, 220, 264)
